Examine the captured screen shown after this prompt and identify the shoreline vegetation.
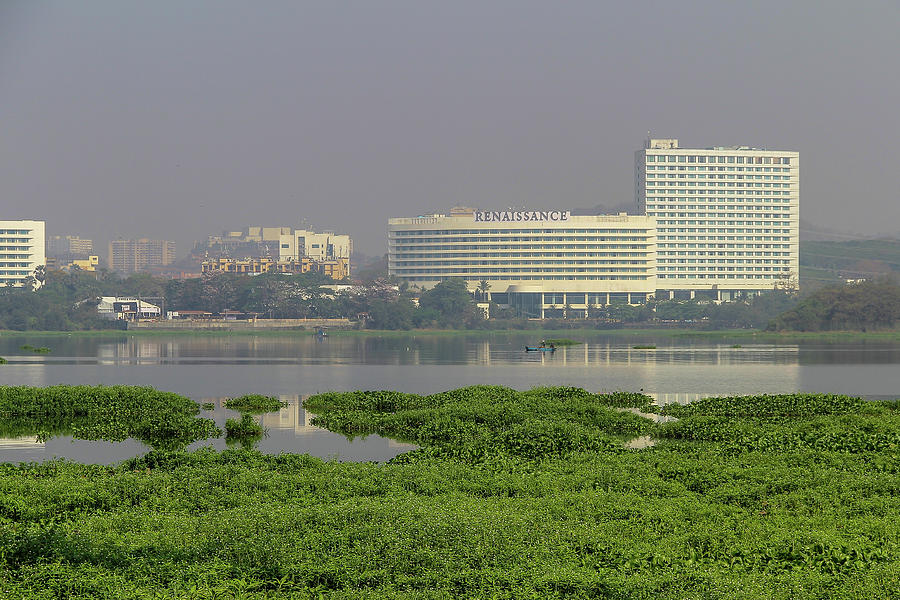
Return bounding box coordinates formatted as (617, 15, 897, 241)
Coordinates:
(3, 327, 900, 342)
(0, 384, 897, 598)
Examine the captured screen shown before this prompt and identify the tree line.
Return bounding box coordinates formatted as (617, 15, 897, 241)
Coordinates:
(1, 268, 897, 332)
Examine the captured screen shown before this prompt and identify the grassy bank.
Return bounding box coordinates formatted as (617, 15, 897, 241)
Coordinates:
(1, 385, 898, 598)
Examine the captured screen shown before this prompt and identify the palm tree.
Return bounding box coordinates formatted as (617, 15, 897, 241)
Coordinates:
(477, 279, 491, 302)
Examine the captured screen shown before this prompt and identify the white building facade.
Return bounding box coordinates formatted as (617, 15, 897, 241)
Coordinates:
(278, 229, 352, 263)
(388, 209, 656, 318)
(0, 220, 45, 287)
(635, 138, 798, 300)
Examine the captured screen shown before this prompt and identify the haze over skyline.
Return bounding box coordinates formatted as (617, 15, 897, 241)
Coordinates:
(2, 1, 898, 258)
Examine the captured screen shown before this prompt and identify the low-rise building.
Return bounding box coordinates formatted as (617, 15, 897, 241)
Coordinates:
(97, 297, 161, 320)
(63, 256, 99, 272)
(200, 256, 350, 279)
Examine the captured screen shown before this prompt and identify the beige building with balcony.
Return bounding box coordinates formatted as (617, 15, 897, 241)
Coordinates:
(388, 208, 656, 318)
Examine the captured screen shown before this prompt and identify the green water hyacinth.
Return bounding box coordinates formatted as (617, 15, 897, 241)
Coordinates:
(0, 386, 897, 598)
(0, 385, 221, 450)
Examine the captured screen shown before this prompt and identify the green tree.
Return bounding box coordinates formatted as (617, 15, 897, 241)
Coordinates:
(418, 278, 477, 327)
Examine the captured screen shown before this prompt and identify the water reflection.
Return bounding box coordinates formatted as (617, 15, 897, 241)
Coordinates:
(1, 333, 898, 398)
(1, 334, 809, 366)
(0, 396, 416, 465)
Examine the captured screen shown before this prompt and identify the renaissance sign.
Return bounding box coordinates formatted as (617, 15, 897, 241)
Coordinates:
(473, 210, 570, 222)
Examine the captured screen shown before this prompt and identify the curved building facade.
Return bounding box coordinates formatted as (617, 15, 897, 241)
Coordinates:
(388, 209, 656, 318)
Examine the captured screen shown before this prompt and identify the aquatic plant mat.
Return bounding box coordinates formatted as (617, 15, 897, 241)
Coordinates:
(1, 386, 898, 599)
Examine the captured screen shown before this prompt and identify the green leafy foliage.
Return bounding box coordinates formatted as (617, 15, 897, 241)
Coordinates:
(0, 385, 220, 450)
(771, 279, 900, 331)
(306, 386, 657, 462)
(225, 414, 264, 441)
(0, 387, 898, 598)
(657, 394, 900, 454)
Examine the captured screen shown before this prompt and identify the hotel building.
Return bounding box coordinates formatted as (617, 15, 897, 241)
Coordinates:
(636, 138, 798, 300)
(0, 220, 45, 287)
(388, 208, 656, 318)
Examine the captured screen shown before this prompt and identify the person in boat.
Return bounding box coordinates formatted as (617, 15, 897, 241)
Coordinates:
(540, 340, 546, 348)
(549, 343, 555, 350)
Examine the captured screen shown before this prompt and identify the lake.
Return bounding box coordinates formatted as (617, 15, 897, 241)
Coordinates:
(2, 332, 898, 464)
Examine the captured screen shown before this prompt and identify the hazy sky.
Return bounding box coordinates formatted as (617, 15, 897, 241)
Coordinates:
(2, 1, 898, 257)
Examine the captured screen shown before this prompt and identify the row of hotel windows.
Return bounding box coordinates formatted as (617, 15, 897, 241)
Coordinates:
(645, 155, 792, 164)
(646, 183, 791, 190)
(400, 275, 650, 281)
(660, 251, 790, 255)
(646, 174, 790, 181)
(0, 238, 33, 244)
(0, 255, 33, 260)
(396, 252, 650, 258)
(394, 261, 651, 267)
(651, 214, 790, 219)
(659, 260, 789, 265)
(658, 274, 777, 279)
(393, 229, 651, 235)
(391, 236, 652, 243)
(647, 198, 793, 204)
(646, 170, 791, 177)
(660, 241, 791, 248)
(0, 230, 33, 235)
(0, 262, 32, 267)
(0, 270, 31, 275)
(539, 293, 646, 305)
(647, 191, 791, 197)
(657, 224, 790, 229)
(659, 232, 791, 238)
(393, 245, 652, 251)
(394, 269, 650, 274)
(644, 165, 790, 172)
(649, 205, 791, 210)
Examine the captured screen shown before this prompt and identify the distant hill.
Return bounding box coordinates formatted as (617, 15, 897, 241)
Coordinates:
(800, 238, 900, 289)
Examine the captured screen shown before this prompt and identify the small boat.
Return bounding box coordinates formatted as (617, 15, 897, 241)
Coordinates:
(524, 346, 555, 352)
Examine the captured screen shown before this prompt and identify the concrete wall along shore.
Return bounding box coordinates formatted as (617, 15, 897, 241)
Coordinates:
(127, 318, 353, 330)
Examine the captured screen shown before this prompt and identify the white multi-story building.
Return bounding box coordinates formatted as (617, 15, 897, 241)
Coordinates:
(0, 220, 45, 287)
(388, 208, 656, 318)
(278, 229, 352, 263)
(635, 138, 799, 300)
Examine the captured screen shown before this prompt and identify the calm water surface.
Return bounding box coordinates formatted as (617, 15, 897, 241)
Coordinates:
(1, 332, 898, 464)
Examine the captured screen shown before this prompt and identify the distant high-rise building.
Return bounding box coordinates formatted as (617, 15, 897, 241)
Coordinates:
(635, 138, 799, 299)
(108, 239, 176, 274)
(0, 219, 45, 287)
(278, 230, 352, 264)
(47, 235, 93, 259)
